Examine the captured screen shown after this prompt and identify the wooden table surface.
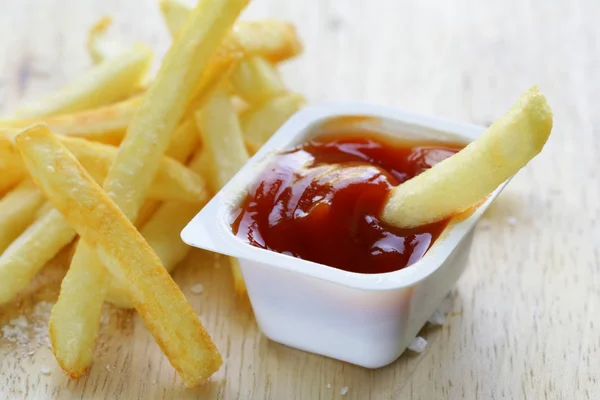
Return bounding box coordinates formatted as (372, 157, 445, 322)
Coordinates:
(1, 0, 598, 399)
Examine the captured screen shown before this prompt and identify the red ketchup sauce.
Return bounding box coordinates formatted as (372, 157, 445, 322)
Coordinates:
(231, 133, 464, 274)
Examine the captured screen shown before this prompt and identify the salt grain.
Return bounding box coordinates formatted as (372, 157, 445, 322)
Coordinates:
(106, 364, 111, 371)
(340, 386, 349, 395)
(190, 283, 204, 295)
(507, 216, 518, 226)
(408, 336, 428, 353)
(326, 383, 331, 389)
(41, 366, 51, 375)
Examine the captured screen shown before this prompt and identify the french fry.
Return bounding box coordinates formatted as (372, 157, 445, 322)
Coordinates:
(159, 0, 191, 37)
(133, 117, 200, 227)
(196, 86, 249, 294)
(0, 115, 202, 306)
(160, 0, 302, 63)
(382, 86, 553, 228)
(0, 209, 76, 304)
(196, 86, 249, 191)
(87, 17, 126, 64)
(16, 125, 222, 386)
(234, 20, 303, 63)
(0, 140, 205, 306)
(0, 180, 46, 253)
(106, 152, 209, 308)
(164, 116, 202, 164)
(0, 95, 142, 145)
(61, 136, 206, 204)
(49, 0, 247, 380)
(241, 92, 305, 147)
(9, 43, 153, 119)
(34, 201, 53, 220)
(230, 56, 285, 104)
(186, 36, 244, 118)
(0, 135, 26, 194)
(1, 135, 206, 204)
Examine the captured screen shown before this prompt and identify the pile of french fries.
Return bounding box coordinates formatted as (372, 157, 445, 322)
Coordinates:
(0, 0, 304, 386)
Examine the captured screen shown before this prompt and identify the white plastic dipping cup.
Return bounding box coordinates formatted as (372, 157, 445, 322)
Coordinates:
(182, 103, 508, 368)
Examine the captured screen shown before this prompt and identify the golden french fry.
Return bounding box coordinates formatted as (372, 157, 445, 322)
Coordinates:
(0, 135, 26, 194)
(132, 117, 200, 228)
(34, 201, 53, 220)
(382, 86, 553, 228)
(0, 95, 142, 145)
(107, 147, 211, 308)
(0, 209, 76, 304)
(49, 0, 247, 381)
(87, 16, 127, 64)
(0, 142, 205, 307)
(241, 92, 305, 147)
(65, 136, 206, 204)
(160, 1, 302, 63)
(0, 118, 201, 305)
(196, 86, 249, 191)
(159, 0, 191, 37)
(9, 44, 153, 119)
(106, 116, 203, 309)
(234, 20, 303, 63)
(15, 125, 222, 386)
(230, 56, 285, 104)
(131, 116, 201, 235)
(164, 116, 202, 163)
(0, 180, 46, 253)
(186, 36, 244, 117)
(2, 135, 205, 204)
(0, 115, 201, 306)
(134, 200, 162, 228)
(196, 86, 249, 294)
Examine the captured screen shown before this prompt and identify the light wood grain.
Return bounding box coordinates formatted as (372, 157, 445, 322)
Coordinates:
(1, 0, 599, 399)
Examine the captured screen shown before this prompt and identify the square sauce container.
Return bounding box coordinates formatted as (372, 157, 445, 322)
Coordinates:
(181, 103, 507, 369)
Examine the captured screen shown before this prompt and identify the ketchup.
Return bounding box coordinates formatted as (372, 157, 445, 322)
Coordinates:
(231, 133, 463, 274)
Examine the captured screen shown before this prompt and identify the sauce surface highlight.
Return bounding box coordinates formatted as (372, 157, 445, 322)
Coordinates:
(231, 133, 463, 274)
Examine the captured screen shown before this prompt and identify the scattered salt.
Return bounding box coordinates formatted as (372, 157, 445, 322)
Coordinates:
(2, 316, 31, 344)
(427, 309, 446, 326)
(190, 283, 204, 295)
(408, 336, 428, 353)
(507, 216, 518, 226)
(106, 364, 111, 371)
(40, 366, 51, 375)
(11, 316, 29, 328)
(33, 301, 53, 317)
(340, 386, 349, 395)
(326, 383, 331, 389)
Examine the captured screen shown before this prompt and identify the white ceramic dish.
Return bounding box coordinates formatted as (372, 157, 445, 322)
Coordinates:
(181, 102, 507, 369)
